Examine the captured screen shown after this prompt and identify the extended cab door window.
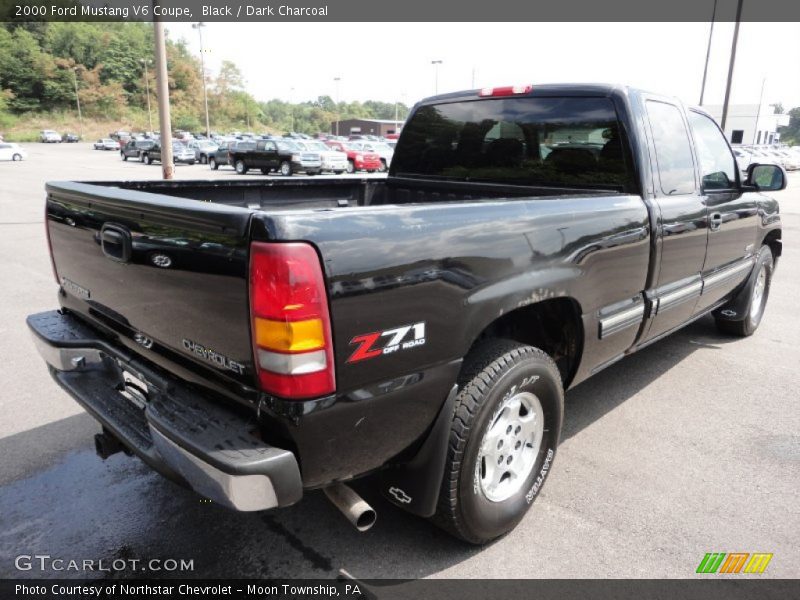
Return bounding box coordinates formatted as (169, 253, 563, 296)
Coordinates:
(645, 100, 696, 196)
(688, 109, 758, 311)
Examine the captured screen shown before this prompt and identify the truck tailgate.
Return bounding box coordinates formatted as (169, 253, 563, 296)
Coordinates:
(45, 181, 256, 394)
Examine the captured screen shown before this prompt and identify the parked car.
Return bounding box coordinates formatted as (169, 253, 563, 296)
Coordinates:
(293, 140, 348, 174)
(228, 138, 322, 176)
(350, 140, 395, 171)
(121, 139, 156, 162)
(771, 149, 800, 171)
(0, 142, 27, 161)
(61, 133, 80, 143)
(40, 130, 61, 143)
(28, 84, 785, 545)
(142, 141, 196, 165)
(208, 140, 238, 170)
(94, 138, 119, 151)
(187, 139, 219, 164)
(325, 140, 382, 173)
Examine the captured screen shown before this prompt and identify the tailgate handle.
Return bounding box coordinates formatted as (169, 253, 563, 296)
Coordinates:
(100, 224, 132, 263)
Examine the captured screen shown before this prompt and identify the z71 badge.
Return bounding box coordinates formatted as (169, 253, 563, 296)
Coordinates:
(347, 322, 426, 363)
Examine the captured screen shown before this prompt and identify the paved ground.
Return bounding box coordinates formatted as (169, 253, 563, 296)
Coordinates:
(0, 143, 798, 580)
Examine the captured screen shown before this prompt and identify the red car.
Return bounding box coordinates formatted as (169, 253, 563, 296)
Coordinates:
(325, 140, 382, 173)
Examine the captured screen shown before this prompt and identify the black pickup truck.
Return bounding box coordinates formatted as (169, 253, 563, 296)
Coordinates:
(228, 138, 323, 176)
(29, 84, 785, 544)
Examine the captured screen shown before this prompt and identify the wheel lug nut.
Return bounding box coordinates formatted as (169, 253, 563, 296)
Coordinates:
(497, 455, 504, 465)
(507, 456, 513, 464)
(515, 425, 521, 434)
(497, 440, 503, 449)
(506, 425, 512, 434)
(515, 441, 521, 450)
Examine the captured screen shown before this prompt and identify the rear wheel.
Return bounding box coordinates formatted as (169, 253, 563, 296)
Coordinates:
(12, 153, 22, 161)
(279, 161, 293, 176)
(714, 245, 774, 337)
(122, 153, 128, 161)
(145, 154, 153, 165)
(346, 160, 355, 174)
(432, 339, 563, 544)
(209, 157, 218, 170)
(235, 160, 248, 175)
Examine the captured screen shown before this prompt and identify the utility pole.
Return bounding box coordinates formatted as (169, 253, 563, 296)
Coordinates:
(153, 17, 173, 179)
(333, 76, 341, 136)
(699, 0, 717, 106)
(140, 59, 153, 132)
(720, 0, 744, 132)
(431, 60, 443, 94)
(71, 67, 83, 139)
(192, 22, 211, 138)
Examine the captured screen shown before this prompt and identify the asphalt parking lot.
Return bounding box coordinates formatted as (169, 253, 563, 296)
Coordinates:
(0, 142, 798, 580)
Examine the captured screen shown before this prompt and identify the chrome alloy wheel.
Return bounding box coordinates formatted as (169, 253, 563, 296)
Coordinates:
(478, 391, 544, 502)
(750, 264, 767, 321)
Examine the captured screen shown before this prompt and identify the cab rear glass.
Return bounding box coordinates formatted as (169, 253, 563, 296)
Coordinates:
(394, 96, 633, 190)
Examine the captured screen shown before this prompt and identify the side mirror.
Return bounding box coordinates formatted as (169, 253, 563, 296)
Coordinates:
(745, 163, 787, 192)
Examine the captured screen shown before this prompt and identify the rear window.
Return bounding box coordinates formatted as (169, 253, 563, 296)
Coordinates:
(393, 96, 633, 190)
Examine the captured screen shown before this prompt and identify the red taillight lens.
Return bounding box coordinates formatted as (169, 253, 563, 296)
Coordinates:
(249, 242, 335, 399)
(478, 85, 533, 97)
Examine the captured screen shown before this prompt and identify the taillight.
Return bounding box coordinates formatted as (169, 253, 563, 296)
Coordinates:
(249, 242, 335, 399)
(478, 85, 533, 97)
(44, 200, 59, 283)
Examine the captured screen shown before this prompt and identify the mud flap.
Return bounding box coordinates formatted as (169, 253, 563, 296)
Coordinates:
(379, 384, 458, 517)
(713, 256, 761, 323)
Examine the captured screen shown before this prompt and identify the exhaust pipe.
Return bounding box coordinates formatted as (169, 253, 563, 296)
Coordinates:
(324, 483, 377, 532)
(94, 430, 125, 459)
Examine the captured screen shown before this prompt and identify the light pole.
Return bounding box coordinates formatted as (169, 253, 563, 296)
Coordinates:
(333, 76, 341, 136)
(720, 0, 744, 132)
(71, 67, 83, 139)
(290, 87, 295, 132)
(140, 59, 153, 132)
(431, 60, 443, 94)
(698, 0, 718, 106)
(192, 22, 211, 138)
(394, 92, 406, 134)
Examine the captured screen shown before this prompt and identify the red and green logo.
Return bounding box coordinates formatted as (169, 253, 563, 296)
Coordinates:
(696, 553, 773, 574)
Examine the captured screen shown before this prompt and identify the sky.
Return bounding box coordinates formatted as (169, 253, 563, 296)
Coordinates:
(166, 22, 800, 111)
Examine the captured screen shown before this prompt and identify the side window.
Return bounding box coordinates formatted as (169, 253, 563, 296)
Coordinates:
(256, 141, 266, 150)
(688, 111, 737, 191)
(645, 100, 696, 195)
(265, 142, 276, 151)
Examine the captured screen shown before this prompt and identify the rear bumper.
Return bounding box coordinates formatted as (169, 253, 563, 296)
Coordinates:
(27, 310, 303, 512)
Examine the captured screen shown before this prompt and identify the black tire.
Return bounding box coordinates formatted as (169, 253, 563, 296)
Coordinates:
(380, 159, 388, 172)
(209, 157, 218, 170)
(346, 160, 355, 174)
(334, 170, 344, 175)
(235, 160, 248, 175)
(279, 161, 293, 176)
(12, 153, 22, 161)
(432, 339, 563, 544)
(261, 167, 270, 175)
(145, 154, 153, 165)
(714, 245, 774, 337)
(200, 154, 208, 164)
(187, 161, 195, 166)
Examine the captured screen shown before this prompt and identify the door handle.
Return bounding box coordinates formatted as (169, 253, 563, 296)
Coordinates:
(709, 212, 723, 232)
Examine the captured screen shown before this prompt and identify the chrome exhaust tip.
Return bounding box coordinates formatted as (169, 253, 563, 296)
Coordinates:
(324, 483, 377, 532)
